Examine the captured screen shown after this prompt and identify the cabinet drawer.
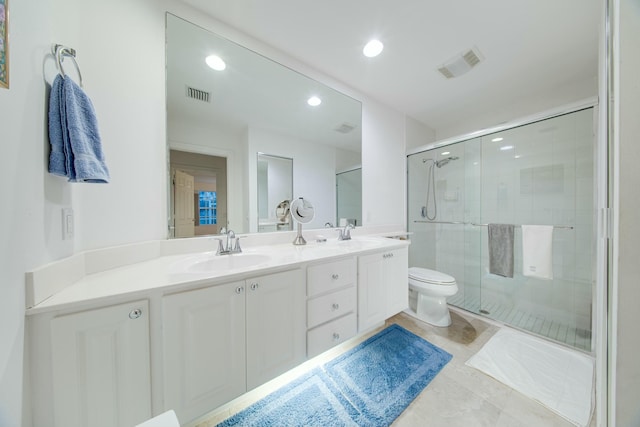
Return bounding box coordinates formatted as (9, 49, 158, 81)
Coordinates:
(307, 258, 356, 297)
(307, 313, 357, 358)
(307, 286, 356, 329)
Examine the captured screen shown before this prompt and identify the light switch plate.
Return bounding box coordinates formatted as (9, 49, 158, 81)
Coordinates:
(62, 208, 74, 239)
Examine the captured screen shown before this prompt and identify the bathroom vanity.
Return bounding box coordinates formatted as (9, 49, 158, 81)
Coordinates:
(25, 232, 409, 427)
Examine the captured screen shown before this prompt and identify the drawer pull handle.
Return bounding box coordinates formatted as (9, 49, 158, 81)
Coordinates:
(235, 286, 244, 294)
(129, 309, 142, 319)
(250, 282, 259, 291)
(331, 303, 340, 311)
(333, 332, 340, 341)
(331, 274, 339, 280)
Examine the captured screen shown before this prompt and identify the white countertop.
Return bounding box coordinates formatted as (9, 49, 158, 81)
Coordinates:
(27, 236, 409, 315)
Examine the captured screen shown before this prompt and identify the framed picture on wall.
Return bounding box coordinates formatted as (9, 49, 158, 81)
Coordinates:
(0, 0, 8, 89)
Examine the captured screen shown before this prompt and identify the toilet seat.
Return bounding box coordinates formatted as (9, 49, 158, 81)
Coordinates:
(408, 267, 456, 286)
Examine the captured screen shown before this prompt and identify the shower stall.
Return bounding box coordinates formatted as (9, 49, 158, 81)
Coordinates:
(407, 107, 595, 351)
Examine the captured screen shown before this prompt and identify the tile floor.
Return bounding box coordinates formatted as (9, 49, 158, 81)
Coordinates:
(193, 309, 595, 427)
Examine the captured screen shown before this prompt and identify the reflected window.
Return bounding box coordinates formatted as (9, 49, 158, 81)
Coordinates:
(198, 191, 217, 225)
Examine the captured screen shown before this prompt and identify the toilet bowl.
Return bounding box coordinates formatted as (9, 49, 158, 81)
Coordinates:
(408, 267, 458, 327)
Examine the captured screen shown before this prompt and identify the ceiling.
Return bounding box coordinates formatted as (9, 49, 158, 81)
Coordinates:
(179, 0, 600, 136)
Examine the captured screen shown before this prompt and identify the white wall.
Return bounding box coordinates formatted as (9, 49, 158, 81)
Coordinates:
(613, 0, 640, 425)
(406, 115, 437, 151)
(0, 2, 55, 425)
(362, 100, 407, 228)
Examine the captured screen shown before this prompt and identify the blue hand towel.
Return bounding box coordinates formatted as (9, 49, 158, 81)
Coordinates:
(63, 77, 109, 183)
(47, 75, 110, 183)
(48, 75, 68, 177)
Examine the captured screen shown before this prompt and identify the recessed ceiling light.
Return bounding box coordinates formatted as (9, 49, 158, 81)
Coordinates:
(500, 145, 514, 151)
(363, 39, 384, 58)
(514, 155, 521, 159)
(205, 55, 226, 71)
(307, 96, 322, 106)
(492, 137, 504, 142)
(441, 151, 450, 156)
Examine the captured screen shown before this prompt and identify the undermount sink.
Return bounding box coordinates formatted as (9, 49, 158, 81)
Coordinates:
(323, 236, 385, 250)
(317, 237, 384, 251)
(173, 253, 272, 273)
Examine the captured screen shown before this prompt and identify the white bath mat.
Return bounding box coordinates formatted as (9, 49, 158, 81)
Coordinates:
(466, 328, 594, 426)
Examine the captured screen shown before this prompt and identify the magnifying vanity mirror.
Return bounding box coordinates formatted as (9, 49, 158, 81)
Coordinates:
(166, 13, 362, 237)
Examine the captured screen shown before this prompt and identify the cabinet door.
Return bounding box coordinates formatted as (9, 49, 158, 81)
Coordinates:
(50, 300, 151, 427)
(386, 247, 409, 315)
(357, 253, 387, 331)
(163, 281, 246, 424)
(358, 247, 409, 331)
(246, 269, 306, 390)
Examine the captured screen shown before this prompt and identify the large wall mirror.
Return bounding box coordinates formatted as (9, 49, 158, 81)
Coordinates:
(166, 13, 362, 236)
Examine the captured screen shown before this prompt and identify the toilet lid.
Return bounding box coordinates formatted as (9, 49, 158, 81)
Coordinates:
(409, 267, 456, 285)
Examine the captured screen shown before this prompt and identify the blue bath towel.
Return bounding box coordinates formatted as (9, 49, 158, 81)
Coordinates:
(48, 75, 110, 183)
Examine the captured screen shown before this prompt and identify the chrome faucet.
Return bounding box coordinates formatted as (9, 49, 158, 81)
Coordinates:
(215, 229, 242, 255)
(337, 223, 354, 241)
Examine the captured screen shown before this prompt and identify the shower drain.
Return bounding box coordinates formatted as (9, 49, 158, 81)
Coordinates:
(479, 309, 491, 315)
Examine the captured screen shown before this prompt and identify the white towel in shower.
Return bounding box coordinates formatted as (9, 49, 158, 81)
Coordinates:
(521, 225, 553, 280)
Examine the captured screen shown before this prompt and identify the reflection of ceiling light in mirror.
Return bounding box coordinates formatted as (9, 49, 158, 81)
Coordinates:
(500, 145, 514, 151)
(492, 137, 504, 142)
(473, 162, 479, 165)
(307, 96, 322, 106)
(441, 151, 450, 156)
(363, 39, 384, 57)
(514, 155, 521, 159)
(205, 55, 226, 71)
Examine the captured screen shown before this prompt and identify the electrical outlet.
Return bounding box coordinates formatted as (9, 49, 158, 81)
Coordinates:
(62, 208, 74, 240)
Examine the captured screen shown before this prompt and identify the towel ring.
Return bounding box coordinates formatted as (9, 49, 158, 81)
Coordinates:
(53, 44, 83, 87)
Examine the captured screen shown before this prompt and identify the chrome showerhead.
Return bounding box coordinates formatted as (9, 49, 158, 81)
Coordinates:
(435, 156, 459, 168)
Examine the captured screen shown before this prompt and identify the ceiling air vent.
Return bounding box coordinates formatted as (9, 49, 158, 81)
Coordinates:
(437, 46, 484, 79)
(334, 122, 356, 134)
(186, 86, 210, 103)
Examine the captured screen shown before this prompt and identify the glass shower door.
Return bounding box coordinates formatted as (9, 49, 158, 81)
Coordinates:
(477, 109, 594, 351)
(407, 108, 594, 352)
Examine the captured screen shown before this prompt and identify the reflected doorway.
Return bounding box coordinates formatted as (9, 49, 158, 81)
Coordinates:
(170, 150, 228, 238)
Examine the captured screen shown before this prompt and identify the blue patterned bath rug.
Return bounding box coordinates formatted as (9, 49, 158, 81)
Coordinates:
(217, 324, 452, 426)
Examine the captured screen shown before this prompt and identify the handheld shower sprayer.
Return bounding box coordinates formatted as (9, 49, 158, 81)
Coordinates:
(421, 156, 459, 220)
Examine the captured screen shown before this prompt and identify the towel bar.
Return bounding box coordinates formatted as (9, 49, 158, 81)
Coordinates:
(52, 44, 83, 87)
(413, 220, 573, 230)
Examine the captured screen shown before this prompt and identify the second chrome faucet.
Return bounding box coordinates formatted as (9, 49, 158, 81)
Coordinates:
(337, 223, 354, 241)
(215, 229, 242, 255)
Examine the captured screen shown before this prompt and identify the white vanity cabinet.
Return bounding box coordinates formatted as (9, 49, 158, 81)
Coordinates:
(306, 257, 358, 357)
(47, 300, 152, 427)
(357, 247, 409, 331)
(26, 235, 410, 427)
(162, 268, 305, 423)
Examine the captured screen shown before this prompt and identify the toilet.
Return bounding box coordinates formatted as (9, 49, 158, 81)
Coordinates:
(407, 267, 458, 327)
